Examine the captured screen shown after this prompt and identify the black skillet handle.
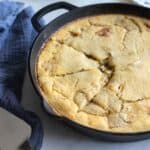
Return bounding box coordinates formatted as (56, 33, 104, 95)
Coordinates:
(32, 2, 78, 32)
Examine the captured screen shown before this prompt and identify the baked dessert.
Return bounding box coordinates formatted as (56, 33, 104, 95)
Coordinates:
(37, 14, 150, 132)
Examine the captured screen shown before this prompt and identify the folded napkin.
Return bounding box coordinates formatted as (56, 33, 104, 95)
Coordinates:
(0, 1, 43, 150)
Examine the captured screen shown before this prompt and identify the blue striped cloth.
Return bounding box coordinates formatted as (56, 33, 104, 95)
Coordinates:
(0, 1, 43, 150)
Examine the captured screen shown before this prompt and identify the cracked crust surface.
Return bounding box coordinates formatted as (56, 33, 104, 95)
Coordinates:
(37, 15, 150, 132)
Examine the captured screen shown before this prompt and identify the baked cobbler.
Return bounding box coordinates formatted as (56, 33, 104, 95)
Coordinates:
(37, 15, 150, 132)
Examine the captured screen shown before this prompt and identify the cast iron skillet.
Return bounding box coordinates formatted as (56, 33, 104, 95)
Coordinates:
(29, 2, 150, 142)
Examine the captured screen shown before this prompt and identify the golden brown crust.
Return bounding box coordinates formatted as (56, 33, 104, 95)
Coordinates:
(37, 15, 150, 132)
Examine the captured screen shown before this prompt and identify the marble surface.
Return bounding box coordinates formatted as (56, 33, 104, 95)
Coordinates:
(12, 0, 150, 150)
(0, 108, 31, 150)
